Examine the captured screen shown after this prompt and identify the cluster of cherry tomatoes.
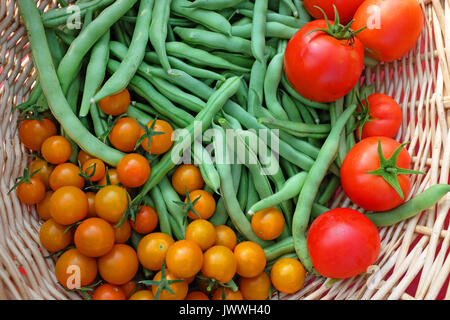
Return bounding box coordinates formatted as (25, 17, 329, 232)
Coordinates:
(13, 86, 307, 300)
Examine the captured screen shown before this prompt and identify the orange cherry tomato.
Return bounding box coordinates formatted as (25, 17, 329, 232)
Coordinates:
(77, 150, 95, 167)
(165, 240, 203, 278)
(94, 185, 129, 224)
(98, 244, 139, 285)
(185, 219, 216, 251)
(81, 158, 106, 182)
(129, 290, 154, 300)
(16, 176, 46, 205)
(171, 164, 204, 196)
(130, 205, 159, 234)
(97, 168, 120, 186)
(74, 218, 115, 258)
(240, 272, 271, 300)
(270, 258, 306, 294)
(37, 190, 53, 220)
(92, 283, 126, 300)
(212, 288, 244, 300)
(234, 241, 267, 278)
(113, 220, 131, 244)
(185, 291, 210, 300)
(201, 245, 237, 284)
(41, 135, 72, 165)
(98, 88, 130, 116)
(116, 153, 151, 188)
(19, 118, 57, 151)
(49, 186, 88, 226)
(214, 225, 237, 250)
(151, 269, 188, 300)
(251, 207, 285, 240)
(140, 119, 174, 155)
(186, 190, 216, 220)
(85, 192, 97, 218)
(39, 218, 73, 253)
(137, 232, 175, 271)
(55, 248, 98, 289)
(109, 117, 142, 152)
(29, 158, 53, 189)
(49, 163, 85, 190)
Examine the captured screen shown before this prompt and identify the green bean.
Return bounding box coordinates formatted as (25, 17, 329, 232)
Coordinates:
(45, 29, 64, 66)
(365, 185, 450, 227)
(54, 28, 75, 46)
(280, 73, 330, 111)
(211, 51, 254, 69)
(248, 172, 307, 215)
(165, 42, 250, 73)
(57, 0, 137, 94)
(233, 77, 249, 108)
(186, 0, 246, 10)
(159, 176, 186, 239)
(237, 8, 308, 29)
(17, 0, 125, 166)
(144, 52, 225, 81)
(317, 175, 341, 206)
(89, 103, 107, 139)
(126, 105, 153, 125)
(150, 186, 173, 237)
(280, 157, 300, 178)
(245, 171, 261, 215)
(173, 27, 252, 56)
(232, 22, 299, 39)
(232, 16, 253, 26)
(209, 198, 229, 226)
(264, 53, 289, 120)
(281, 0, 299, 17)
(251, 0, 268, 62)
(280, 90, 302, 122)
(259, 117, 331, 138)
(41, 0, 116, 27)
(111, 21, 130, 46)
(294, 0, 312, 22)
(292, 104, 356, 273)
(93, 0, 152, 102)
(79, 30, 110, 117)
(149, 0, 171, 72)
(106, 59, 192, 128)
(167, 214, 185, 241)
(264, 236, 295, 261)
(237, 168, 249, 211)
(293, 99, 322, 147)
(247, 59, 267, 115)
(131, 76, 242, 206)
(213, 123, 273, 248)
(171, 0, 232, 35)
(192, 144, 221, 194)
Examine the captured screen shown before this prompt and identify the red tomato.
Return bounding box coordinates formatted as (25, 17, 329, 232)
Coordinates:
(356, 93, 402, 140)
(303, 0, 365, 25)
(284, 19, 364, 103)
(353, 0, 424, 62)
(307, 208, 381, 279)
(341, 136, 414, 211)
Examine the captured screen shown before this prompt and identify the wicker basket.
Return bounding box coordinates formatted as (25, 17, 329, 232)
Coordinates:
(0, 0, 449, 300)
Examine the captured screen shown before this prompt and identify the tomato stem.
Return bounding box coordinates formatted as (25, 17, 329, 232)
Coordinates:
(366, 141, 425, 200)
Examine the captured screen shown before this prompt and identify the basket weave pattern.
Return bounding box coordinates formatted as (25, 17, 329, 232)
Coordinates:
(0, 0, 449, 300)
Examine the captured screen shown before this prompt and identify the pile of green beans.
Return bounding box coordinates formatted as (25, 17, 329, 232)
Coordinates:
(18, 0, 450, 288)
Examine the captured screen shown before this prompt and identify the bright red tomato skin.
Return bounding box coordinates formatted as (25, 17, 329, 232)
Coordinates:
(353, 0, 424, 62)
(307, 208, 380, 279)
(340, 136, 412, 211)
(303, 0, 366, 25)
(284, 20, 365, 103)
(357, 93, 403, 140)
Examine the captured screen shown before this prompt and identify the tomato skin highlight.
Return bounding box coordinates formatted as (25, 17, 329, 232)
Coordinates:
(353, 0, 424, 62)
(307, 208, 381, 279)
(340, 136, 412, 211)
(284, 20, 364, 103)
(303, 0, 366, 25)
